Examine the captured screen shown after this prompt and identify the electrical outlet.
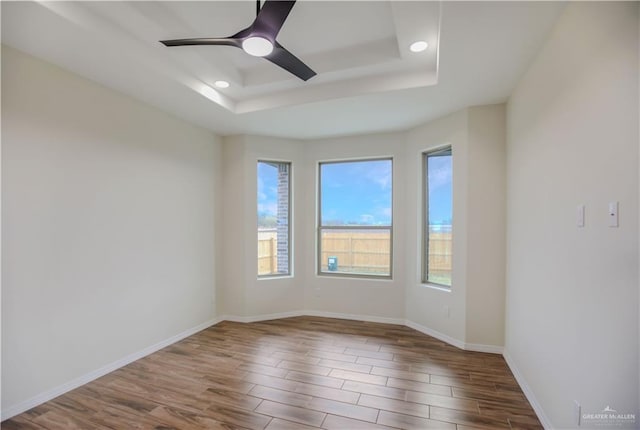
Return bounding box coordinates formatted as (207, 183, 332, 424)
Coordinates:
(608, 201, 619, 227)
(574, 400, 581, 426)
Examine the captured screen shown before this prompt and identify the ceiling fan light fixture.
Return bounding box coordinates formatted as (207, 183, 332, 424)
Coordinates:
(214, 80, 230, 88)
(160, 0, 316, 80)
(410, 41, 429, 53)
(242, 36, 273, 57)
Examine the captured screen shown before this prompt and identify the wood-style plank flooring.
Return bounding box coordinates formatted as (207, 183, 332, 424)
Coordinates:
(2, 316, 541, 429)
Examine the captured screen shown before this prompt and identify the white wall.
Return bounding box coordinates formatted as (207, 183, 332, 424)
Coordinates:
(1, 46, 221, 415)
(465, 105, 506, 348)
(219, 136, 247, 317)
(220, 104, 509, 342)
(301, 133, 407, 321)
(505, 2, 639, 428)
(405, 110, 469, 342)
(220, 135, 305, 319)
(404, 106, 506, 350)
(221, 107, 508, 344)
(220, 132, 407, 322)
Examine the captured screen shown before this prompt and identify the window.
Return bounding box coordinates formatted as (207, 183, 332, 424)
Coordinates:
(423, 147, 453, 287)
(257, 161, 291, 277)
(318, 159, 392, 277)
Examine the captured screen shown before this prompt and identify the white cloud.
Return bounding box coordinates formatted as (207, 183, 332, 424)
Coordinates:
(359, 214, 374, 224)
(364, 162, 392, 190)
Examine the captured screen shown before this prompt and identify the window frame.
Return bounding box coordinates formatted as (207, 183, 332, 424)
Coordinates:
(317, 157, 394, 279)
(422, 146, 453, 288)
(257, 159, 292, 279)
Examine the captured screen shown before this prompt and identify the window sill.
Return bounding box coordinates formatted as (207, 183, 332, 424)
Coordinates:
(257, 275, 293, 281)
(422, 283, 451, 292)
(317, 272, 393, 281)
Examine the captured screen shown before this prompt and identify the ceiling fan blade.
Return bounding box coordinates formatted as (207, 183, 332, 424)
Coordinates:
(267, 42, 316, 81)
(159, 1, 315, 81)
(160, 38, 241, 48)
(230, 26, 253, 40)
(252, 0, 296, 39)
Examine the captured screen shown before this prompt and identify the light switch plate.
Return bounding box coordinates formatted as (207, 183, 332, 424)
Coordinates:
(576, 205, 585, 227)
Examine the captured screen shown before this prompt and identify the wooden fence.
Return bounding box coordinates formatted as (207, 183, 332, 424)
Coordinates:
(258, 228, 452, 276)
(425, 230, 453, 284)
(319, 230, 391, 274)
(258, 230, 278, 275)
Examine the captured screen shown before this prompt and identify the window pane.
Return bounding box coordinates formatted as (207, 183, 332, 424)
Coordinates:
(257, 161, 290, 276)
(319, 159, 392, 277)
(320, 228, 391, 276)
(424, 148, 452, 286)
(320, 160, 392, 227)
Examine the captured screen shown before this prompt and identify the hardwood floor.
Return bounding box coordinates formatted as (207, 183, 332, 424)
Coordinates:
(2, 316, 542, 429)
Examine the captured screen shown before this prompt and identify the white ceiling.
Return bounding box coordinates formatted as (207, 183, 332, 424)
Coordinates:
(1, 1, 565, 139)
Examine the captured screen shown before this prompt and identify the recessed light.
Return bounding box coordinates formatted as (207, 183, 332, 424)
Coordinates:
(214, 80, 230, 89)
(409, 41, 428, 53)
(242, 36, 274, 57)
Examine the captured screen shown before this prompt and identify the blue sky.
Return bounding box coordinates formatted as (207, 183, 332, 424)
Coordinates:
(320, 160, 391, 225)
(427, 155, 453, 225)
(258, 158, 452, 226)
(257, 162, 279, 217)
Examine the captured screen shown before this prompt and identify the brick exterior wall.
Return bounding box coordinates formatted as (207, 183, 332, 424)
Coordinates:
(276, 164, 290, 273)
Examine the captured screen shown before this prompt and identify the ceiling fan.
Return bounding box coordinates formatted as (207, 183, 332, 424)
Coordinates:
(160, 0, 316, 81)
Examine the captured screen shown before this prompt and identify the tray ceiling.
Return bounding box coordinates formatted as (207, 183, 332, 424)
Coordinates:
(1, 1, 565, 138)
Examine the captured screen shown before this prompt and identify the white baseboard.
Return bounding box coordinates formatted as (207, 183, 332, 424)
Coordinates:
(1, 317, 221, 421)
(219, 312, 502, 354)
(463, 342, 504, 354)
(221, 310, 405, 326)
(220, 310, 304, 323)
(503, 349, 552, 430)
(304, 310, 406, 326)
(404, 319, 467, 350)
(404, 320, 504, 354)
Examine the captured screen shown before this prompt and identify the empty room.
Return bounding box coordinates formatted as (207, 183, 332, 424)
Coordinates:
(1, 1, 639, 429)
